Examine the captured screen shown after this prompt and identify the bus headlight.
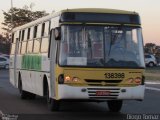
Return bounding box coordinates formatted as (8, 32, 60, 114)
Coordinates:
(64, 76, 80, 83)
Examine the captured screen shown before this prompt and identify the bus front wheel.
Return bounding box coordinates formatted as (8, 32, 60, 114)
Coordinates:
(107, 100, 123, 112)
(47, 85, 59, 111)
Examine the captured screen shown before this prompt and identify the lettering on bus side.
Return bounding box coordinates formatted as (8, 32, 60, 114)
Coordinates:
(104, 73, 125, 79)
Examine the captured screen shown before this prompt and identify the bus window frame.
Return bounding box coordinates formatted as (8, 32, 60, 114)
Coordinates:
(40, 20, 51, 53)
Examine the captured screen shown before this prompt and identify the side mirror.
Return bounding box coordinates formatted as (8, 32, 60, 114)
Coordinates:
(54, 27, 61, 40)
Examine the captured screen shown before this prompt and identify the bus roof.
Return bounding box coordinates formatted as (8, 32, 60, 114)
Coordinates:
(61, 8, 138, 15)
(12, 8, 138, 32)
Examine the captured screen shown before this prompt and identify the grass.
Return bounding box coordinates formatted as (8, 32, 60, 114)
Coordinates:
(145, 66, 160, 81)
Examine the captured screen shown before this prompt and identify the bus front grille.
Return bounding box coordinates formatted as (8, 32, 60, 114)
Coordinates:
(85, 79, 122, 86)
(87, 88, 120, 100)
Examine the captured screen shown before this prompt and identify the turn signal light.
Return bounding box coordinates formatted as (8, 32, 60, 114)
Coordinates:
(64, 76, 71, 82)
(135, 77, 141, 84)
(72, 77, 80, 82)
(127, 77, 141, 84)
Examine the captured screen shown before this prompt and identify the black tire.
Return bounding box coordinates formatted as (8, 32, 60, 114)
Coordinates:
(47, 85, 59, 111)
(5, 64, 9, 69)
(28, 93, 36, 99)
(18, 79, 28, 99)
(148, 62, 154, 67)
(107, 100, 123, 112)
(18, 75, 36, 99)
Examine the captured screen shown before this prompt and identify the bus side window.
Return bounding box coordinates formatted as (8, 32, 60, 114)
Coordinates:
(11, 44, 15, 55)
(26, 27, 34, 53)
(10, 33, 16, 55)
(40, 21, 50, 53)
(45, 21, 49, 36)
(10, 32, 18, 54)
(19, 29, 26, 54)
(27, 40, 33, 53)
(41, 23, 45, 37)
(11, 33, 14, 43)
(22, 30, 25, 41)
(33, 26, 38, 38)
(41, 21, 50, 37)
(19, 31, 21, 41)
(21, 41, 27, 54)
(41, 38, 49, 53)
(37, 24, 42, 38)
(33, 24, 41, 53)
(30, 27, 34, 39)
(24, 29, 27, 41)
(27, 28, 31, 40)
(21, 29, 27, 54)
(33, 39, 40, 53)
(18, 30, 22, 54)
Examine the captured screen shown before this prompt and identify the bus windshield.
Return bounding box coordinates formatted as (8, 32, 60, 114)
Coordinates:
(59, 25, 145, 68)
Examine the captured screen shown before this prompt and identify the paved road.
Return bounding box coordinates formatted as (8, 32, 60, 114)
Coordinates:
(0, 70, 160, 120)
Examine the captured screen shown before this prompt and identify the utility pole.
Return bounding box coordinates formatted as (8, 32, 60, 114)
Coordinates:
(11, 0, 13, 29)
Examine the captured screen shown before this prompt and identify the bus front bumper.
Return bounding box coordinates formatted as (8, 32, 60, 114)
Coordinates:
(58, 85, 145, 100)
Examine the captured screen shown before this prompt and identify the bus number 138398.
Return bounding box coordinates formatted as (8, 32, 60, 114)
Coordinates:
(104, 73, 125, 79)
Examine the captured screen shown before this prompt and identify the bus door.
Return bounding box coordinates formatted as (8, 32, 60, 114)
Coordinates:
(49, 29, 58, 99)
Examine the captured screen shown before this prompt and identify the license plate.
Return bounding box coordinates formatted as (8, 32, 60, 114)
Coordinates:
(96, 91, 110, 96)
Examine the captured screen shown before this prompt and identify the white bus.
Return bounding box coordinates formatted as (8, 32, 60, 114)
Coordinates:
(10, 8, 145, 112)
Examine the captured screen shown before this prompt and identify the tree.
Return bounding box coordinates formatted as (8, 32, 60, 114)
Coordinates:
(144, 43, 156, 54)
(2, 7, 48, 32)
(0, 6, 49, 54)
(144, 43, 160, 63)
(0, 34, 11, 54)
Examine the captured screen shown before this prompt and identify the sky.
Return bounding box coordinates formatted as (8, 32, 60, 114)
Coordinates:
(0, 0, 160, 45)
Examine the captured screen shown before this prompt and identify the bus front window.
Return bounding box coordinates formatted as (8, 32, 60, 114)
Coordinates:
(59, 25, 145, 68)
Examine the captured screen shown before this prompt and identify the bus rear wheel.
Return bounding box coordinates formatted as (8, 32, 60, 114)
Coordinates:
(18, 80, 28, 99)
(18, 75, 36, 99)
(28, 93, 36, 99)
(47, 85, 59, 111)
(107, 100, 123, 112)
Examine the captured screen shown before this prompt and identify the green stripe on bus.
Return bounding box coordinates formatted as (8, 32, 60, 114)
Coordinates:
(22, 55, 42, 71)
